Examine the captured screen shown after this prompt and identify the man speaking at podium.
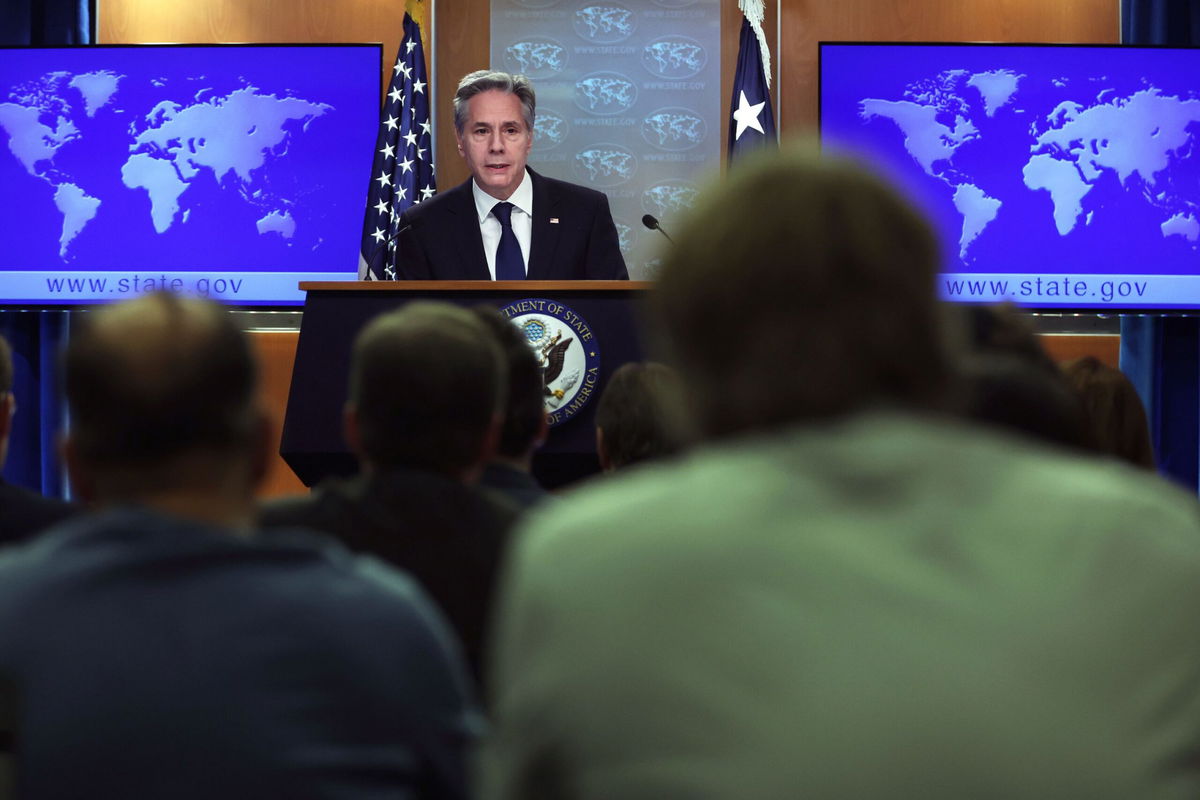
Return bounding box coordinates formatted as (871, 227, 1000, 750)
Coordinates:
(393, 70, 629, 281)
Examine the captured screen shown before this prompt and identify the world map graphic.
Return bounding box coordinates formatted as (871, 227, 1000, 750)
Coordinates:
(0, 69, 333, 263)
(855, 68, 1200, 266)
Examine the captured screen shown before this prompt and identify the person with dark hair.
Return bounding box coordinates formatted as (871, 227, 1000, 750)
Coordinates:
(0, 333, 77, 543)
(948, 303, 1091, 452)
(483, 148, 1200, 799)
(1061, 355, 1156, 470)
(388, 69, 628, 281)
(594, 361, 686, 471)
(0, 293, 477, 798)
(261, 301, 519, 688)
(472, 306, 553, 510)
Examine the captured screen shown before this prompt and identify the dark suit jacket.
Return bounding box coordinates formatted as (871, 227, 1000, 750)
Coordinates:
(259, 469, 519, 692)
(0, 480, 78, 546)
(393, 169, 629, 280)
(0, 508, 476, 799)
(479, 462, 555, 513)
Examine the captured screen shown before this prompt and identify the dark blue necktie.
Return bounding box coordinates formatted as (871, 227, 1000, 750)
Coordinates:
(492, 201, 525, 280)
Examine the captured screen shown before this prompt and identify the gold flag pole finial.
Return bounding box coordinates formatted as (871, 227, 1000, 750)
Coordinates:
(405, 0, 427, 34)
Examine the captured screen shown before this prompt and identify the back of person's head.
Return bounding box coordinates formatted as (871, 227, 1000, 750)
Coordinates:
(1061, 356, 1156, 470)
(958, 354, 1090, 451)
(594, 362, 686, 470)
(64, 292, 262, 501)
(956, 303, 1060, 373)
(471, 306, 546, 461)
(349, 301, 505, 478)
(652, 146, 948, 438)
(947, 303, 1090, 451)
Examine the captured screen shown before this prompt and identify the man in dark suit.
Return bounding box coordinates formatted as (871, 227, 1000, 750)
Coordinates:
(260, 301, 519, 691)
(0, 333, 76, 544)
(390, 70, 629, 281)
(472, 307, 555, 511)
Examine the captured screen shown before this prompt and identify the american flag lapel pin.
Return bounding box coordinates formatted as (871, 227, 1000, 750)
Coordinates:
(550, 217, 560, 224)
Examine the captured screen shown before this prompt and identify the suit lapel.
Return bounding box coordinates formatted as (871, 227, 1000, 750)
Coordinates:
(525, 169, 563, 281)
(446, 179, 490, 280)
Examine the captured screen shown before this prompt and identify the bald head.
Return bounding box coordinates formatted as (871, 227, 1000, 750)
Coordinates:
(64, 293, 260, 499)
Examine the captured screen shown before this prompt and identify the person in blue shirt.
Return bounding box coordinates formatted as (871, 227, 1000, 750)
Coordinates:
(0, 291, 479, 800)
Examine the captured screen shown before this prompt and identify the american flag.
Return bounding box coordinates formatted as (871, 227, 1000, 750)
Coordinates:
(359, 9, 436, 280)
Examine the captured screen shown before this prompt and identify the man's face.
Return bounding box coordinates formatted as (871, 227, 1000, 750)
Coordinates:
(456, 89, 533, 201)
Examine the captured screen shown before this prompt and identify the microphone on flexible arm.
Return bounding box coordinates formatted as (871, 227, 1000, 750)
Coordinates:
(365, 222, 413, 280)
(641, 214, 675, 245)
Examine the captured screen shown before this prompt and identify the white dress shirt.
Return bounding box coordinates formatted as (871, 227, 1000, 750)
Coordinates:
(473, 170, 533, 280)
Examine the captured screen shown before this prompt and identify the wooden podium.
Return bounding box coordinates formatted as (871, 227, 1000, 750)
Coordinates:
(280, 281, 652, 489)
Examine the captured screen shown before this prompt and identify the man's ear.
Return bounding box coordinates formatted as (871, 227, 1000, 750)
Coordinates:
(463, 414, 502, 485)
(343, 404, 364, 461)
(0, 392, 14, 444)
(248, 408, 273, 490)
(60, 435, 95, 505)
(595, 426, 612, 472)
(478, 413, 502, 465)
(533, 411, 550, 450)
(0, 393, 15, 469)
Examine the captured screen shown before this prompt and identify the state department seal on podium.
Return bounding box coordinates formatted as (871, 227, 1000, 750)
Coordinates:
(500, 298, 601, 426)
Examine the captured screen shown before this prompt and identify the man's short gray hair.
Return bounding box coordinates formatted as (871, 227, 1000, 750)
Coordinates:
(453, 70, 536, 134)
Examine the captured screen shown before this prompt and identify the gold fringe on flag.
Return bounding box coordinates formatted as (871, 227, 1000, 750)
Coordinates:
(405, 0, 428, 34)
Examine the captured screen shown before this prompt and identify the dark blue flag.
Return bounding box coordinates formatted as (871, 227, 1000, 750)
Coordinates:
(727, 15, 777, 162)
(360, 11, 436, 280)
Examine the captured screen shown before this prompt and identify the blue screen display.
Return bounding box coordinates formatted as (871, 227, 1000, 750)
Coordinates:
(0, 44, 380, 306)
(820, 43, 1200, 310)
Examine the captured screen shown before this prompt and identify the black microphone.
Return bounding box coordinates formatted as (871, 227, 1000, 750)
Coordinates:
(365, 222, 413, 280)
(641, 214, 675, 245)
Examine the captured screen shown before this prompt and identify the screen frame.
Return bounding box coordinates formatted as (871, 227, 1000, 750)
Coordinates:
(818, 40, 1200, 314)
(0, 42, 384, 311)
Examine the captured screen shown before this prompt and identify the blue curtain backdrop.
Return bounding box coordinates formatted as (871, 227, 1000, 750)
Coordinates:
(1118, 0, 1200, 491)
(0, 0, 90, 496)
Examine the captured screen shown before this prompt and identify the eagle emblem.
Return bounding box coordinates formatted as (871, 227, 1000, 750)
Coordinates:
(507, 300, 601, 426)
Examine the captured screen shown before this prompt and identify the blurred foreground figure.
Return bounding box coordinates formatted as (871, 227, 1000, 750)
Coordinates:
(0, 334, 76, 543)
(0, 293, 476, 799)
(483, 149, 1200, 799)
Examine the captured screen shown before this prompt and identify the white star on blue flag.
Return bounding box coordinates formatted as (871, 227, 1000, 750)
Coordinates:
(728, 8, 777, 162)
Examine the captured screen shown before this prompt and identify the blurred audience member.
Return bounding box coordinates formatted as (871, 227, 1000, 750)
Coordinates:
(483, 149, 1200, 799)
(594, 361, 686, 471)
(956, 302, 1059, 372)
(261, 301, 517, 688)
(1062, 355, 1156, 470)
(472, 306, 554, 509)
(0, 293, 476, 798)
(0, 333, 77, 544)
(949, 304, 1090, 452)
